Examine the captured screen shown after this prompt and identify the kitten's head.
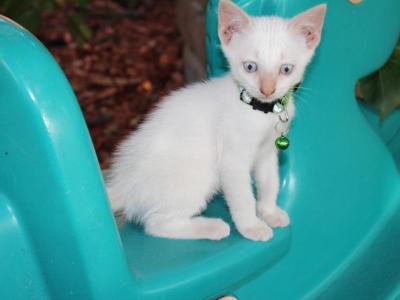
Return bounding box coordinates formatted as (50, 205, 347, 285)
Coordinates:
(218, 0, 326, 102)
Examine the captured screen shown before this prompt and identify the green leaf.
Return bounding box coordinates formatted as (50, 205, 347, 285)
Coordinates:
(360, 41, 400, 120)
(66, 11, 92, 46)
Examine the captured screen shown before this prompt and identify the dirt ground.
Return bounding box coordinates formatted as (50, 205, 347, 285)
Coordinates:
(38, 0, 184, 169)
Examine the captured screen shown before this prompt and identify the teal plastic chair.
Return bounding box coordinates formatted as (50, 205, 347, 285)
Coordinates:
(0, 0, 399, 298)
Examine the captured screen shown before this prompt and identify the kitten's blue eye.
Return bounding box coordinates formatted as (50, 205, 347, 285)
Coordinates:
(280, 64, 294, 75)
(243, 61, 257, 73)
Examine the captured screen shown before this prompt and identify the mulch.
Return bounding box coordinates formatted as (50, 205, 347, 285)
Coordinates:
(38, 0, 184, 169)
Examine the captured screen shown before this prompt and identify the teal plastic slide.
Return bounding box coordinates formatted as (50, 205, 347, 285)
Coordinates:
(0, 0, 399, 299)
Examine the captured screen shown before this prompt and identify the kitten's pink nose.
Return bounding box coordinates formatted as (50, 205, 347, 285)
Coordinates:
(260, 86, 276, 96)
(260, 76, 277, 97)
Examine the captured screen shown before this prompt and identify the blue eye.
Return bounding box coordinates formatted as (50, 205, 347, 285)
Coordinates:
(243, 61, 257, 73)
(280, 64, 294, 75)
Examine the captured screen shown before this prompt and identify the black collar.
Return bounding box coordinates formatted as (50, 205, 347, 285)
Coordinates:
(239, 82, 300, 114)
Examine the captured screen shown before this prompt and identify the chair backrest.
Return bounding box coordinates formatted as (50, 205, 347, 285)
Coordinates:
(0, 16, 136, 300)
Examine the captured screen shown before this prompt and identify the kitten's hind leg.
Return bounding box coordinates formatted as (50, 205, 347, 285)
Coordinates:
(145, 216, 230, 240)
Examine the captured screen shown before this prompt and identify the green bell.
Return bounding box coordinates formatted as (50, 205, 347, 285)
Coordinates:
(275, 135, 290, 150)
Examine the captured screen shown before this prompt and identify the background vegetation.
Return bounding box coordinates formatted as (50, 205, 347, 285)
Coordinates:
(1, 0, 184, 167)
(359, 41, 400, 119)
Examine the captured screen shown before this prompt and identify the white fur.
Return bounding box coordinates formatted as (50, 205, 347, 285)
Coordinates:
(106, 0, 326, 241)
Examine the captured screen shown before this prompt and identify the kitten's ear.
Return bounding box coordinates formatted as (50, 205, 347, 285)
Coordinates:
(289, 4, 327, 49)
(218, 0, 251, 45)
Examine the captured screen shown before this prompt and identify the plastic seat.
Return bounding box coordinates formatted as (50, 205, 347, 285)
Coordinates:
(0, 0, 399, 298)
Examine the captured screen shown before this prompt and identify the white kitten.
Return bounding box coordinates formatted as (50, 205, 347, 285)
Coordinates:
(107, 0, 326, 241)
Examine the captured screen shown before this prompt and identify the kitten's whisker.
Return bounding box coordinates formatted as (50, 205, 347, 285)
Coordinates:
(294, 94, 313, 108)
(295, 87, 313, 91)
(295, 90, 313, 97)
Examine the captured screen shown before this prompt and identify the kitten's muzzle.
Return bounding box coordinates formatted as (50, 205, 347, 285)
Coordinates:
(260, 86, 276, 97)
(260, 74, 277, 97)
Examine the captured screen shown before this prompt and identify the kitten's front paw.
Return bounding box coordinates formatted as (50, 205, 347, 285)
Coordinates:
(208, 219, 231, 240)
(238, 219, 273, 242)
(258, 206, 290, 228)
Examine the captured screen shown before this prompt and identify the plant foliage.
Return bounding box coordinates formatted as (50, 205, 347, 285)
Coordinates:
(0, 0, 92, 44)
(359, 40, 400, 120)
